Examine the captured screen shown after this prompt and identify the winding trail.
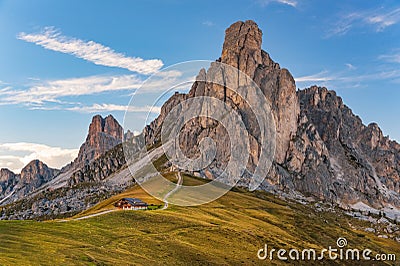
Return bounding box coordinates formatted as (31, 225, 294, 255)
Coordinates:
(74, 209, 117, 221)
(58, 209, 117, 222)
(162, 172, 182, 210)
(59, 172, 183, 222)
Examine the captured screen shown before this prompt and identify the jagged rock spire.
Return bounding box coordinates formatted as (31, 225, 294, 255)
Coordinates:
(74, 114, 123, 167)
(221, 20, 263, 76)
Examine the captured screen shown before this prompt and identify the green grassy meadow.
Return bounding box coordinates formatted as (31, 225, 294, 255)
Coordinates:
(0, 175, 399, 265)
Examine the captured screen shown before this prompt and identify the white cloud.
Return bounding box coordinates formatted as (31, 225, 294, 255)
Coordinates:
(345, 63, 356, 70)
(132, 131, 141, 136)
(326, 13, 362, 37)
(295, 69, 400, 89)
(0, 142, 78, 173)
(327, 7, 400, 37)
(276, 0, 297, 7)
(259, 0, 297, 7)
(0, 74, 143, 105)
(18, 27, 163, 75)
(0, 69, 186, 106)
(202, 21, 215, 27)
(367, 8, 400, 32)
(295, 71, 334, 83)
(0, 86, 12, 93)
(379, 53, 400, 64)
(66, 103, 161, 114)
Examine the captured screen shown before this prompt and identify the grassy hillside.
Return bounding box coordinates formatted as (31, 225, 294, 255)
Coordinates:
(0, 174, 399, 265)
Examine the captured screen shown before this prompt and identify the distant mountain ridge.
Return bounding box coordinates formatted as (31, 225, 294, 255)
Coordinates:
(1, 20, 399, 220)
(0, 114, 124, 206)
(0, 160, 58, 202)
(294, 86, 400, 206)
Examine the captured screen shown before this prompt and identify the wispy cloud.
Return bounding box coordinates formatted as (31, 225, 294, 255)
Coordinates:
(0, 69, 186, 107)
(276, 0, 297, 7)
(202, 21, 215, 27)
(0, 142, 78, 173)
(17, 27, 163, 75)
(0, 86, 12, 93)
(379, 52, 400, 63)
(345, 63, 356, 70)
(367, 8, 400, 31)
(259, 0, 297, 7)
(327, 7, 400, 37)
(64, 103, 161, 114)
(0, 74, 143, 105)
(295, 68, 400, 89)
(12, 27, 188, 113)
(295, 71, 334, 83)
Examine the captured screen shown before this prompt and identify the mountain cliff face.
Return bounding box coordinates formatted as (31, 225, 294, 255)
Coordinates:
(2, 20, 399, 220)
(145, 21, 299, 181)
(0, 169, 17, 197)
(18, 160, 57, 191)
(69, 144, 126, 185)
(73, 115, 124, 168)
(0, 115, 123, 205)
(286, 86, 400, 207)
(0, 160, 58, 201)
(144, 20, 400, 208)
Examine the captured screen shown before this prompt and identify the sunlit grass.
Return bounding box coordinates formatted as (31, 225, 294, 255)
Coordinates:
(0, 175, 399, 265)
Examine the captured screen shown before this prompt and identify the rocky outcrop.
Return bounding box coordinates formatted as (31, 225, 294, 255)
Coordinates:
(69, 144, 126, 185)
(0, 160, 58, 202)
(143, 20, 400, 208)
(0, 114, 123, 206)
(0, 169, 18, 197)
(74, 115, 123, 168)
(220, 20, 299, 164)
(3, 20, 400, 220)
(17, 160, 57, 194)
(289, 86, 400, 206)
(145, 20, 299, 181)
(69, 134, 145, 186)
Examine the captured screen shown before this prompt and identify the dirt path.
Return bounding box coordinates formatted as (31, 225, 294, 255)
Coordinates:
(162, 172, 182, 210)
(58, 209, 117, 222)
(74, 209, 117, 220)
(59, 172, 183, 222)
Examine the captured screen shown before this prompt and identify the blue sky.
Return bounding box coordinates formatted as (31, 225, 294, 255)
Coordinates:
(0, 0, 399, 172)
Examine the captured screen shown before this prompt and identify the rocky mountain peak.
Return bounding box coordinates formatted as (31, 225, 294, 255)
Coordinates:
(143, 20, 400, 210)
(14, 159, 57, 195)
(74, 114, 124, 167)
(104, 115, 124, 140)
(145, 20, 299, 180)
(0, 168, 17, 197)
(0, 159, 60, 204)
(21, 159, 46, 171)
(20, 160, 53, 182)
(2, 20, 400, 221)
(221, 20, 263, 73)
(88, 115, 123, 142)
(88, 115, 105, 136)
(0, 168, 15, 182)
